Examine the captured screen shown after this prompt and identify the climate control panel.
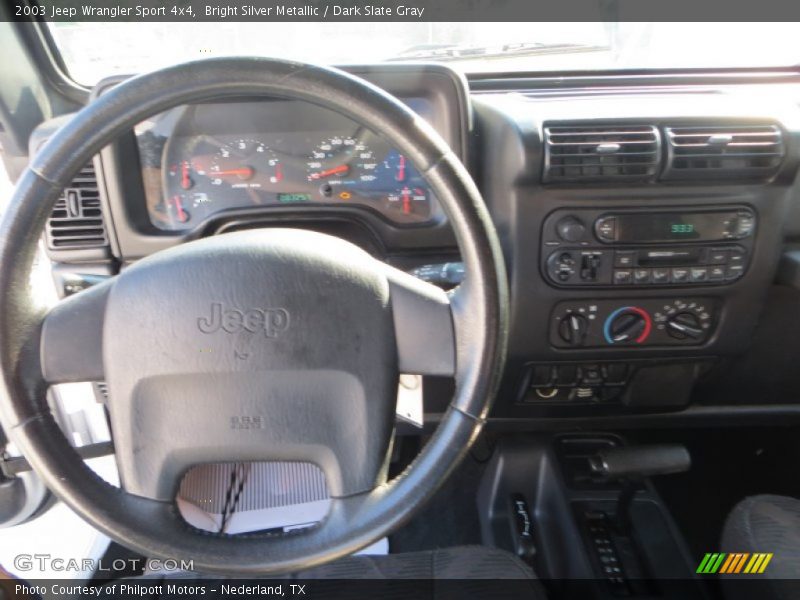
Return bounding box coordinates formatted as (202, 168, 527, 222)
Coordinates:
(550, 298, 716, 348)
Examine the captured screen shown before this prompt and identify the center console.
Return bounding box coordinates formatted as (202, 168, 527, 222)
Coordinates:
(472, 90, 800, 417)
(478, 435, 707, 599)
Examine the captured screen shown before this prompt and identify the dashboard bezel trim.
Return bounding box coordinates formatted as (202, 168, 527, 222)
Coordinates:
(93, 63, 470, 261)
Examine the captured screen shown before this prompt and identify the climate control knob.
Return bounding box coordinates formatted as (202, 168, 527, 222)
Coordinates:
(558, 313, 589, 347)
(666, 312, 704, 340)
(604, 307, 652, 345)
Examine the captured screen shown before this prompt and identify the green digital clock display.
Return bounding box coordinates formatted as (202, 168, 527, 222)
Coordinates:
(670, 223, 695, 235)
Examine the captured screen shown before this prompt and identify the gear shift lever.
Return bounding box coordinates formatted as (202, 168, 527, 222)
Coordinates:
(590, 444, 691, 533)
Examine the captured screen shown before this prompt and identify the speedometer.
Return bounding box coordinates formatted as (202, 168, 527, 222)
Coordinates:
(306, 136, 378, 196)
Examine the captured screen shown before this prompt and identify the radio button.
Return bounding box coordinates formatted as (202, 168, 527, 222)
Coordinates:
(595, 217, 617, 242)
(614, 251, 636, 268)
(671, 268, 690, 283)
(709, 266, 726, 281)
(652, 268, 670, 284)
(632, 269, 650, 284)
(707, 249, 730, 265)
(690, 267, 709, 283)
(726, 264, 746, 280)
(729, 248, 747, 264)
(735, 212, 756, 238)
(613, 270, 633, 285)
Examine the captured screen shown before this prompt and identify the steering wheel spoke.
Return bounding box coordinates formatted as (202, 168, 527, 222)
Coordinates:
(40, 279, 112, 384)
(385, 266, 455, 377)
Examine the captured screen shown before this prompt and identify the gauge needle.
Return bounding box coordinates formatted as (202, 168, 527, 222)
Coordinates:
(402, 188, 411, 214)
(213, 167, 254, 178)
(181, 161, 192, 190)
(396, 155, 406, 182)
(172, 195, 188, 223)
(309, 164, 349, 180)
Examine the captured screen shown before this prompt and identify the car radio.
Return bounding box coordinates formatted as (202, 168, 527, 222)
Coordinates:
(541, 207, 756, 287)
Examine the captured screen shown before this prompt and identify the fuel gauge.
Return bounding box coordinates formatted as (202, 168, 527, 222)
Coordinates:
(164, 194, 192, 226)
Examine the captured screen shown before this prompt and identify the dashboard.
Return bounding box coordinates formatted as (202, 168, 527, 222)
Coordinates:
(33, 63, 800, 424)
(136, 99, 441, 231)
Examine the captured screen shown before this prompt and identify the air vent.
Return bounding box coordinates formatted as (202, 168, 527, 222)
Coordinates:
(663, 124, 785, 181)
(45, 163, 108, 250)
(543, 125, 660, 183)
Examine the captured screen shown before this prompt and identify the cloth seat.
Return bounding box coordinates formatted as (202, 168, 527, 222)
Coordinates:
(721, 494, 800, 599)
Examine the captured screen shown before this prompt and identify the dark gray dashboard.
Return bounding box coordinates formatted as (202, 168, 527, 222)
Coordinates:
(33, 65, 800, 424)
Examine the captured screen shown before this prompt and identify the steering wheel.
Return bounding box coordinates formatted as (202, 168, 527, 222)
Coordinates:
(0, 58, 507, 575)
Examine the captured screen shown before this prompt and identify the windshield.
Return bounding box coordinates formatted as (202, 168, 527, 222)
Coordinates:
(49, 22, 799, 86)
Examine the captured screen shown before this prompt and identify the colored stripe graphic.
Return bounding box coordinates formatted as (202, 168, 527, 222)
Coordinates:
(697, 553, 727, 574)
(699, 552, 774, 574)
(758, 553, 773, 573)
(719, 554, 736, 573)
(733, 553, 750, 573)
(696, 553, 714, 573)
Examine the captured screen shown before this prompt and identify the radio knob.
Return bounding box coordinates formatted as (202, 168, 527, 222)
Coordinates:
(556, 216, 586, 242)
(558, 313, 589, 347)
(604, 307, 652, 345)
(666, 312, 704, 340)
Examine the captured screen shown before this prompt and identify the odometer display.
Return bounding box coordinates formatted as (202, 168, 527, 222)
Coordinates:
(278, 192, 312, 203)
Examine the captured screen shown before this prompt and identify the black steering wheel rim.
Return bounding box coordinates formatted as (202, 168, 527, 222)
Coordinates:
(0, 57, 508, 575)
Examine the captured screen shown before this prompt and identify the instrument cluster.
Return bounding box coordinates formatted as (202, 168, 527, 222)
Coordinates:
(135, 99, 440, 231)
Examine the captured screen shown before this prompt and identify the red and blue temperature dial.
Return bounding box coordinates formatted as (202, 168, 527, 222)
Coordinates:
(603, 306, 653, 345)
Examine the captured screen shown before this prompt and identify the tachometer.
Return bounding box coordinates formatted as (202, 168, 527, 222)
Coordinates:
(209, 139, 283, 189)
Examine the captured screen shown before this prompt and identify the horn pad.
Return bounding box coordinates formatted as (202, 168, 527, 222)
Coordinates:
(103, 229, 398, 500)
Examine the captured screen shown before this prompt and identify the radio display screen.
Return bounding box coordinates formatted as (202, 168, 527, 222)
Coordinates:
(613, 211, 739, 243)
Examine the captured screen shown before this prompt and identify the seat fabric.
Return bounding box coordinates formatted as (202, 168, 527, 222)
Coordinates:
(722, 494, 800, 600)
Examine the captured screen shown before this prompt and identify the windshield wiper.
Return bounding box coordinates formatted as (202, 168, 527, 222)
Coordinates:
(387, 42, 609, 62)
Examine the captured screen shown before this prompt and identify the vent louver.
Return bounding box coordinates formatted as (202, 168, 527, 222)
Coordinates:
(664, 124, 785, 181)
(543, 124, 660, 183)
(45, 163, 108, 250)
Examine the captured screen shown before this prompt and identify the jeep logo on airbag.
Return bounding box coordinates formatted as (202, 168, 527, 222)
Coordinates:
(198, 303, 290, 337)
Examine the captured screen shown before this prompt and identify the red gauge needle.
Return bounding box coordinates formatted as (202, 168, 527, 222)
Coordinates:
(172, 195, 188, 223)
(396, 155, 406, 182)
(274, 163, 283, 183)
(402, 187, 411, 215)
(213, 167, 254, 178)
(309, 164, 349, 180)
(181, 161, 191, 190)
